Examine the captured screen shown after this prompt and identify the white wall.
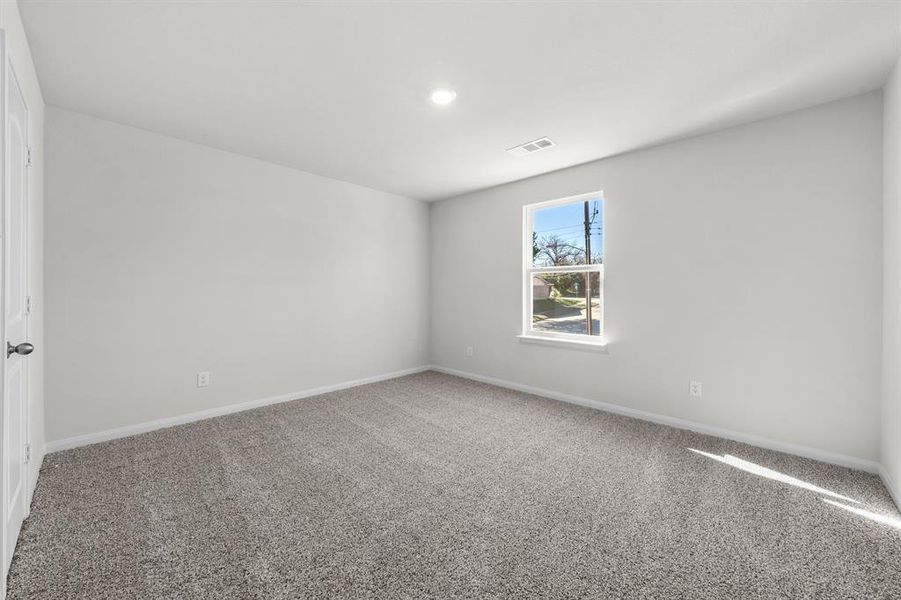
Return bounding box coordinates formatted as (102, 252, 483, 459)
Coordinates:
(883, 58, 901, 502)
(431, 92, 883, 465)
(45, 108, 429, 444)
(1, 1, 45, 497)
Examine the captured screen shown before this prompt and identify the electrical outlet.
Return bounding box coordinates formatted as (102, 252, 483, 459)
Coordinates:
(465, 346, 474, 357)
(197, 371, 211, 388)
(689, 380, 703, 398)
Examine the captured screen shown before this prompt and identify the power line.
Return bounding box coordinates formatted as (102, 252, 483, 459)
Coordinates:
(534, 223, 586, 233)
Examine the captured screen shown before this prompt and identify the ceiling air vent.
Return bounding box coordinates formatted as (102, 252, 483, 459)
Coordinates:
(506, 137, 556, 157)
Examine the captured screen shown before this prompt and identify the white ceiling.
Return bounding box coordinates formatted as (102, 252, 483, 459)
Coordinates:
(19, 1, 901, 201)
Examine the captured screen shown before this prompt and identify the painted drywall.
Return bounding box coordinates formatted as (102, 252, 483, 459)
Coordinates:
(1, 0, 45, 499)
(45, 108, 429, 443)
(430, 92, 883, 464)
(883, 57, 901, 502)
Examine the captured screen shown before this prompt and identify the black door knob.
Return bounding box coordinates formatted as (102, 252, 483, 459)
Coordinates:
(7, 342, 33, 358)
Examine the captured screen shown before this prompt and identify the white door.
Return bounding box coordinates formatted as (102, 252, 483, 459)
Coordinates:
(3, 48, 30, 577)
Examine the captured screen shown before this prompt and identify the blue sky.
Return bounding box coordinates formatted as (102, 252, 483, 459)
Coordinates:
(533, 198, 603, 263)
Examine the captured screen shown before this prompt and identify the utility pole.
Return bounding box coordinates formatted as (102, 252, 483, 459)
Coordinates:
(584, 200, 592, 335)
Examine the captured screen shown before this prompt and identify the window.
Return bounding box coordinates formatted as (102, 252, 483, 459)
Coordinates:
(523, 192, 604, 343)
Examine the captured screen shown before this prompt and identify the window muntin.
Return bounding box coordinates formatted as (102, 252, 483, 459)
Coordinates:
(524, 192, 604, 341)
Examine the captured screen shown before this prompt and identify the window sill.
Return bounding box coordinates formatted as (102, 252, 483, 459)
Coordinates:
(516, 334, 609, 353)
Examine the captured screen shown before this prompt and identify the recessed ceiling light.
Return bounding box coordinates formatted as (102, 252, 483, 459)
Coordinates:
(430, 88, 457, 106)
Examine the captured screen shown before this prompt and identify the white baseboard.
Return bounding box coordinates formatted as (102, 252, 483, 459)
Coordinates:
(430, 365, 881, 475)
(879, 464, 901, 511)
(45, 365, 431, 453)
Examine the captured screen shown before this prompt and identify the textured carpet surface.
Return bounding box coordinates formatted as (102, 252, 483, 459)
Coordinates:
(7, 371, 901, 599)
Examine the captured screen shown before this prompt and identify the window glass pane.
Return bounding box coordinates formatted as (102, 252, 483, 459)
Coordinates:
(532, 271, 601, 335)
(532, 198, 603, 267)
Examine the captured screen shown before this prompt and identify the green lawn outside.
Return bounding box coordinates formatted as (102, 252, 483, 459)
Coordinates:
(532, 297, 585, 321)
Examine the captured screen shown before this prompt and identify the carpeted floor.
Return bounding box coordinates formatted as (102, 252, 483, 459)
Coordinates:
(7, 371, 901, 599)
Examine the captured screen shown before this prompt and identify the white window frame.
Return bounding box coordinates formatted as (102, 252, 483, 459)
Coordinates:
(521, 191, 605, 347)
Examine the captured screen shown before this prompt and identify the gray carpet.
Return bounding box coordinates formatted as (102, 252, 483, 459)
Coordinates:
(8, 371, 901, 599)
